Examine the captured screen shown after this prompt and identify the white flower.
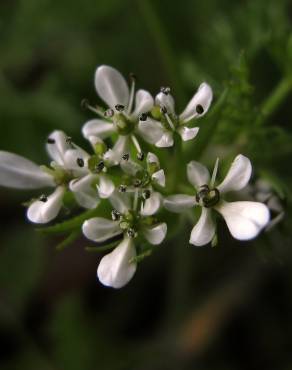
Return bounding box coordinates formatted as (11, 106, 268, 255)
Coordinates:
(164, 155, 270, 246)
(137, 83, 213, 148)
(120, 151, 166, 189)
(0, 130, 114, 224)
(82, 65, 154, 164)
(82, 191, 167, 288)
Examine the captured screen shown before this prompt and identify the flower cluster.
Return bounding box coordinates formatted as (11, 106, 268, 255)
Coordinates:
(0, 65, 271, 288)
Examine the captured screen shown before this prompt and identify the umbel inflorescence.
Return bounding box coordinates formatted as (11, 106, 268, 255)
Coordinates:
(0, 65, 272, 288)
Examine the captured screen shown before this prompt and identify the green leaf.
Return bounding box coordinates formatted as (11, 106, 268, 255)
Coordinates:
(55, 230, 81, 251)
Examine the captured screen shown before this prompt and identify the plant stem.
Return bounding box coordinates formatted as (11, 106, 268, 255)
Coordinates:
(256, 76, 292, 126)
(137, 0, 186, 105)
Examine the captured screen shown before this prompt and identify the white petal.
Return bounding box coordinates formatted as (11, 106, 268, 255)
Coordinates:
(164, 194, 196, 213)
(46, 130, 70, 165)
(189, 208, 215, 246)
(120, 158, 143, 176)
(180, 83, 213, 123)
(103, 136, 129, 165)
(97, 237, 136, 289)
(82, 119, 115, 140)
(143, 223, 167, 245)
(140, 191, 161, 216)
(110, 190, 131, 213)
(95, 65, 129, 109)
(27, 186, 65, 224)
(155, 92, 175, 114)
(132, 89, 154, 118)
(155, 132, 174, 148)
(74, 191, 99, 209)
(178, 126, 199, 141)
(217, 154, 252, 194)
(187, 161, 210, 188)
(63, 148, 90, 175)
(152, 169, 165, 187)
(146, 152, 160, 167)
(0, 151, 54, 189)
(69, 174, 99, 209)
(97, 175, 115, 199)
(69, 173, 96, 193)
(216, 201, 270, 241)
(82, 217, 121, 242)
(137, 118, 165, 145)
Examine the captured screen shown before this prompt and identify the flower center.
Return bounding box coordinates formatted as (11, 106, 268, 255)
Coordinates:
(113, 113, 136, 135)
(196, 184, 220, 208)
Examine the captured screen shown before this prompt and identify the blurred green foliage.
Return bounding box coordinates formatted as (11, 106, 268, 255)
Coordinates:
(0, 0, 292, 369)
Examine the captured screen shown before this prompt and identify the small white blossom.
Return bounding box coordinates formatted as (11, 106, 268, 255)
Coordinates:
(164, 155, 270, 246)
(0, 130, 114, 223)
(82, 191, 167, 288)
(82, 65, 154, 164)
(137, 83, 213, 148)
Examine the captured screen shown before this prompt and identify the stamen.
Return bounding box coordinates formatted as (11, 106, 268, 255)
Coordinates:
(131, 135, 142, 156)
(142, 189, 151, 200)
(196, 104, 204, 114)
(133, 179, 142, 187)
(104, 109, 114, 118)
(81, 99, 105, 118)
(127, 73, 136, 115)
(115, 104, 125, 112)
(127, 228, 136, 239)
(210, 158, 219, 188)
(66, 137, 72, 144)
(118, 185, 127, 193)
(137, 152, 144, 161)
(160, 105, 167, 114)
(122, 153, 130, 161)
(39, 194, 48, 202)
(111, 209, 121, 221)
(76, 158, 84, 167)
(161, 106, 175, 131)
(94, 161, 105, 173)
(47, 137, 55, 144)
(133, 188, 139, 211)
(160, 86, 171, 95)
(139, 113, 148, 121)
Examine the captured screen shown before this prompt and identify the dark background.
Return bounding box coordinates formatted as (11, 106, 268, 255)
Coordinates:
(0, 0, 292, 369)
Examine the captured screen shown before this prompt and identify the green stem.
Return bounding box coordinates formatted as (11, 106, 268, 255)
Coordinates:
(256, 76, 292, 126)
(137, 0, 186, 105)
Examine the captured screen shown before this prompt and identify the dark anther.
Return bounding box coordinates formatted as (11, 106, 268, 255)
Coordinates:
(196, 104, 204, 114)
(39, 194, 48, 202)
(115, 104, 125, 112)
(111, 209, 121, 221)
(127, 228, 136, 238)
(94, 161, 105, 173)
(104, 109, 114, 118)
(122, 153, 130, 161)
(47, 137, 55, 144)
(139, 113, 148, 121)
(160, 105, 167, 114)
(133, 179, 142, 187)
(160, 86, 170, 95)
(66, 136, 72, 144)
(119, 185, 127, 193)
(81, 98, 89, 109)
(142, 189, 151, 200)
(196, 184, 220, 208)
(76, 158, 84, 167)
(129, 72, 137, 81)
(137, 152, 145, 161)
